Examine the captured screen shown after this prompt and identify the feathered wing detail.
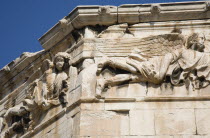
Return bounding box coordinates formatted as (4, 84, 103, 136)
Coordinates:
(129, 33, 185, 61)
(97, 33, 185, 60)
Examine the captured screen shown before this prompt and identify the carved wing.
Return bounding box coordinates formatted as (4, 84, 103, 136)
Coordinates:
(131, 33, 185, 60)
(96, 33, 185, 60)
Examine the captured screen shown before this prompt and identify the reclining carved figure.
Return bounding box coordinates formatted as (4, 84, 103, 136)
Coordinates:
(95, 33, 207, 98)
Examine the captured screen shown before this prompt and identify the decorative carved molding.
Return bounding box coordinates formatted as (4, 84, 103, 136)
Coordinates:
(2, 2, 210, 137)
(39, 1, 208, 50)
(98, 6, 111, 15)
(151, 4, 161, 14)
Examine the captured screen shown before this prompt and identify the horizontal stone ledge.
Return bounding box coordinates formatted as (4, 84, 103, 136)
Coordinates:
(79, 98, 136, 103)
(144, 96, 210, 101)
(104, 98, 137, 102)
(79, 96, 210, 103)
(130, 19, 210, 28)
(38, 1, 210, 51)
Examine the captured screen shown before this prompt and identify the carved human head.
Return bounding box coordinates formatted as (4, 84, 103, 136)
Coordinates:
(186, 33, 205, 52)
(54, 52, 71, 72)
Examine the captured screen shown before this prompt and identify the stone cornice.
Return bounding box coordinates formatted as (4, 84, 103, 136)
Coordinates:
(39, 1, 209, 50)
(1, 1, 208, 90)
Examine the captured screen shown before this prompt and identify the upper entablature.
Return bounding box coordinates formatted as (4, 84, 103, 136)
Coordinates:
(39, 1, 209, 50)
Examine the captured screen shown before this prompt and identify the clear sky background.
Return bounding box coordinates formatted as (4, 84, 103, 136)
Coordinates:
(0, 0, 201, 68)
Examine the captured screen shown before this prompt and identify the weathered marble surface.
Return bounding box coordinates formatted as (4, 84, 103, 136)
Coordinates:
(2, 1, 210, 138)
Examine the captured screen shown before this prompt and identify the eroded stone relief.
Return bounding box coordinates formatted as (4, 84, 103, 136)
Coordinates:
(2, 19, 210, 137)
(25, 52, 70, 108)
(3, 2, 210, 137)
(95, 33, 209, 98)
(1, 52, 72, 137)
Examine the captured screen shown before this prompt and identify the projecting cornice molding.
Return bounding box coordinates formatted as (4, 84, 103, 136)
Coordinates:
(3, 2, 210, 137)
(39, 1, 209, 50)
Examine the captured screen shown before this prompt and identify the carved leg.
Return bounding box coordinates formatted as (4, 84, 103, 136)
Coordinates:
(96, 78, 106, 98)
(96, 74, 139, 98)
(97, 57, 138, 75)
(106, 74, 136, 86)
(97, 57, 110, 74)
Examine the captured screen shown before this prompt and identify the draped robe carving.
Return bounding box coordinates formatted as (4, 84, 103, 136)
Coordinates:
(95, 33, 208, 97)
(2, 52, 71, 137)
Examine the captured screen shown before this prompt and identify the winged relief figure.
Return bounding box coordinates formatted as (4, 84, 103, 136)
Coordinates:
(1, 53, 71, 137)
(95, 32, 208, 98)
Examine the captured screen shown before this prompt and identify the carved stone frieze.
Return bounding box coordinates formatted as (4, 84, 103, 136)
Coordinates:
(2, 1, 210, 138)
(0, 52, 74, 137)
(95, 32, 210, 98)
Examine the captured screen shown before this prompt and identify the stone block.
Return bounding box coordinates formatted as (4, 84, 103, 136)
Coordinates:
(104, 82, 146, 99)
(194, 101, 210, 109)
(70, 6, 117, 29)
(42, 105, 64, 123)
(66, 106, 81, 119)
(104, 84, 128, 98)
(135, 101, 210, 110)
(118, 5, 140, 23)
(80, 111, 129, 136)
(73, 112, 80, 136)
(155, 109, 196, 135)
(173, 135, 203, 138)
(81, 103, 105, 111)
(87, 136, 173, 138)
(69, 66, 78, 91)
(105, 102, 135, 111)
(69, 42, 96, 65)
(5, 2, 210, 138)
(127, 82, 147, 97)
(41, 22, 74, 50)
(67, 86, 81, 107)
(130, 110, 155, 135)
(198, 85, 210, 96)
(195, 109, 210, 135)
(75, 64, 97, 99)
(71, 50, 95, 65)
(147, 83, 189, 97)
(146, 136, 173, 138)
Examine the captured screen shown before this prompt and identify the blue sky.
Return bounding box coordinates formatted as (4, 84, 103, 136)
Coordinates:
(0, 0, 200, 68)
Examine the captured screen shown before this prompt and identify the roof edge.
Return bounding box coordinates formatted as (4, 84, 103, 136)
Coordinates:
(39, 1, 209, 50)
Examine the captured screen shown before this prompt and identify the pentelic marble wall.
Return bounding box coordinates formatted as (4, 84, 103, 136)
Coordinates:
(1, 1, 210, 138)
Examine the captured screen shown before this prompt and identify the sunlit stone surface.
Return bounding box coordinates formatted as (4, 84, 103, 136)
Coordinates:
(1, 1, 210, 137)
